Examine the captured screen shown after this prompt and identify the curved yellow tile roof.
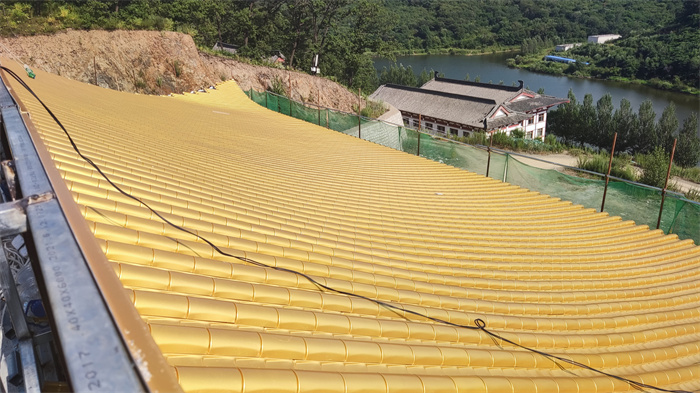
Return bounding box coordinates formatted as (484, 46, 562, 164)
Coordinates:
(3, 60, 699, 393)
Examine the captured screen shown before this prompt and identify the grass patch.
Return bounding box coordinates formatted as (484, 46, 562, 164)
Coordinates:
(577, 153, 636, 181)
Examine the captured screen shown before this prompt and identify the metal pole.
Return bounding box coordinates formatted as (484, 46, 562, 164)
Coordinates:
(486, 135, 493, 177)
(503, 151, 509, 181)
(94, 56, 97, 85)
(600, 132, 618, 212)
(265, 91, 268, 109)
(417, 114, 422, 156)
(657, 138, 677, 230)
(358, 88, 362, 139)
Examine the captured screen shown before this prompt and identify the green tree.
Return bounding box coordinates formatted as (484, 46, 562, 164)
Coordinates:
(674, 113, 700, 168)
(579, 94, 596, 144)
(657, 102, 678, 152)
(547, 89, 578, 144)
(637, 100, 657, 153)
(612, 98, 639, 153)
(417, 69, 439, 86)
(639, 146, 670, 188)
(378, 63, 417, 86)
(596, 93, 614, 148)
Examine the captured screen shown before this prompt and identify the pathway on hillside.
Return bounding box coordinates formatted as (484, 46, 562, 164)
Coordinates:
(514, 151, 700, 194)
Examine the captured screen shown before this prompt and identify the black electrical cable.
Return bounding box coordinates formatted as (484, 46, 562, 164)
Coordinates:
(1, 65, 693, 393)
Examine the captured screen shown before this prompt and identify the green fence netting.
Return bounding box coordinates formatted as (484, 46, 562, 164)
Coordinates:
(502, 155, 699, 242)
(246, 88, 699, 243)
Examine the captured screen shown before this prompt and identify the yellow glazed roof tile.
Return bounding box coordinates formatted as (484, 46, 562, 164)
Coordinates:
(3, 60, 700, 393)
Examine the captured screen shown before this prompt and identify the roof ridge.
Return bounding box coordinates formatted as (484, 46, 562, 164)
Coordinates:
(383, 83, 497, 105)
(431, 76, 523, 92)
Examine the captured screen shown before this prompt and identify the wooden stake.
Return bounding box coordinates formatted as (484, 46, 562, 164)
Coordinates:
(486, 135, 493, 177)
(600, 132, 618, 213)
(358, 88, 362, 139)
(417, 114, 422, 156)
(657, 138, 677, 230)
(94, 56, 97, 86)
(317, 89, 321, 125)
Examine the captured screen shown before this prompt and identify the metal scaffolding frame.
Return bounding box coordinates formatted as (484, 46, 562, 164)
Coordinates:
(0, 75, 147, 392)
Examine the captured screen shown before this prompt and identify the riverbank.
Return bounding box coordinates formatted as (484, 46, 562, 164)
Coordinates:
(507, 51, 700, 96)
(370, 46, 519, 58)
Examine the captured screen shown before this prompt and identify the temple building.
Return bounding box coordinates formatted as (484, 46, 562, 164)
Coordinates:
(370, 77, 568, 139)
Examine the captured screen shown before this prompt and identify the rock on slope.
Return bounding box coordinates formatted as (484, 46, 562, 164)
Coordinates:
(0, 29, 361, 112)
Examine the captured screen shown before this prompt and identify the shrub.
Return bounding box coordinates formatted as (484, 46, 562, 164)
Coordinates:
(267, 76, 287, 96)
(577, 153, 636, 181)
(172, 60, 183, 78)
(491, 132, 511, 147)
(360, 100, 387, 118)
(638, 147, 671, 188)
(511, 129, 525, 138)
(463, 132, 488, 146)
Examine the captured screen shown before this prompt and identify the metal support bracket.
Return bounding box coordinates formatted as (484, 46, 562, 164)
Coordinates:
(2, 160, 17, 201)
(0, 192, 54, 238)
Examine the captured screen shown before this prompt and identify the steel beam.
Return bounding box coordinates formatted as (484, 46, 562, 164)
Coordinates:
(0, 76, 146, 392)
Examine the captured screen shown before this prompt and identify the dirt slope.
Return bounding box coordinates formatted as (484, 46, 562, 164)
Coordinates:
(0, 29, 360, 112)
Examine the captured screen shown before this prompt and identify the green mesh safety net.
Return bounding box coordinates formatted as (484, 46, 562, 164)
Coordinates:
(247, 88, 699, 243)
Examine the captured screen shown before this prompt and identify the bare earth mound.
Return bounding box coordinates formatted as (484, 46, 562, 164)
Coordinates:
(0, 29, 359, 112)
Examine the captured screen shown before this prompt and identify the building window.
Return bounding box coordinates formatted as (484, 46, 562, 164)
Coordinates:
(536, 128, 543, 137)
(526, 131, 533, 138)
(450, 128, 459, 136)
(527, 117, 534, 125)
(538, 113, 545, 122)
(403, 118, 409, 126)
(437, 125, 445, 132)
(425, 122, 433, 130)
(412, 119, 419, 128)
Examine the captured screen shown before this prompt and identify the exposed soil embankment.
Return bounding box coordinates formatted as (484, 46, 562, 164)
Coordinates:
(0, 29, 359, 112)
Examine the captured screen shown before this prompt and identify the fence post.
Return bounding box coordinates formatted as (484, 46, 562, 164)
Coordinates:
(317, 90, 321, 125)
(417, 114, 422, 156)
(358, 88, 362, 139)
(486, 135, 493, 177)
(600, 132, 618, 213)
(265, 91, 268, 109)
(503, 152, 509, 181)
(326, 109, 329, 128)
(657, 138, 677, 230)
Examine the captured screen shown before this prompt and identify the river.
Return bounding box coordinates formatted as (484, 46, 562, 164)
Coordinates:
(374, 52, 699, 136)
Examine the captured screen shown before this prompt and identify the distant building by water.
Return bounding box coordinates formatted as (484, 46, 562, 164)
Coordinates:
(588, 34, 621, 44)
(370, 77, 568, 139)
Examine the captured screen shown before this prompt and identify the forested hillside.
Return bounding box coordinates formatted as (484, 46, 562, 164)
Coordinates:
(0, 0, 696, 93)
(384, 0, 682, 52)
(507, 1, 699, 94)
